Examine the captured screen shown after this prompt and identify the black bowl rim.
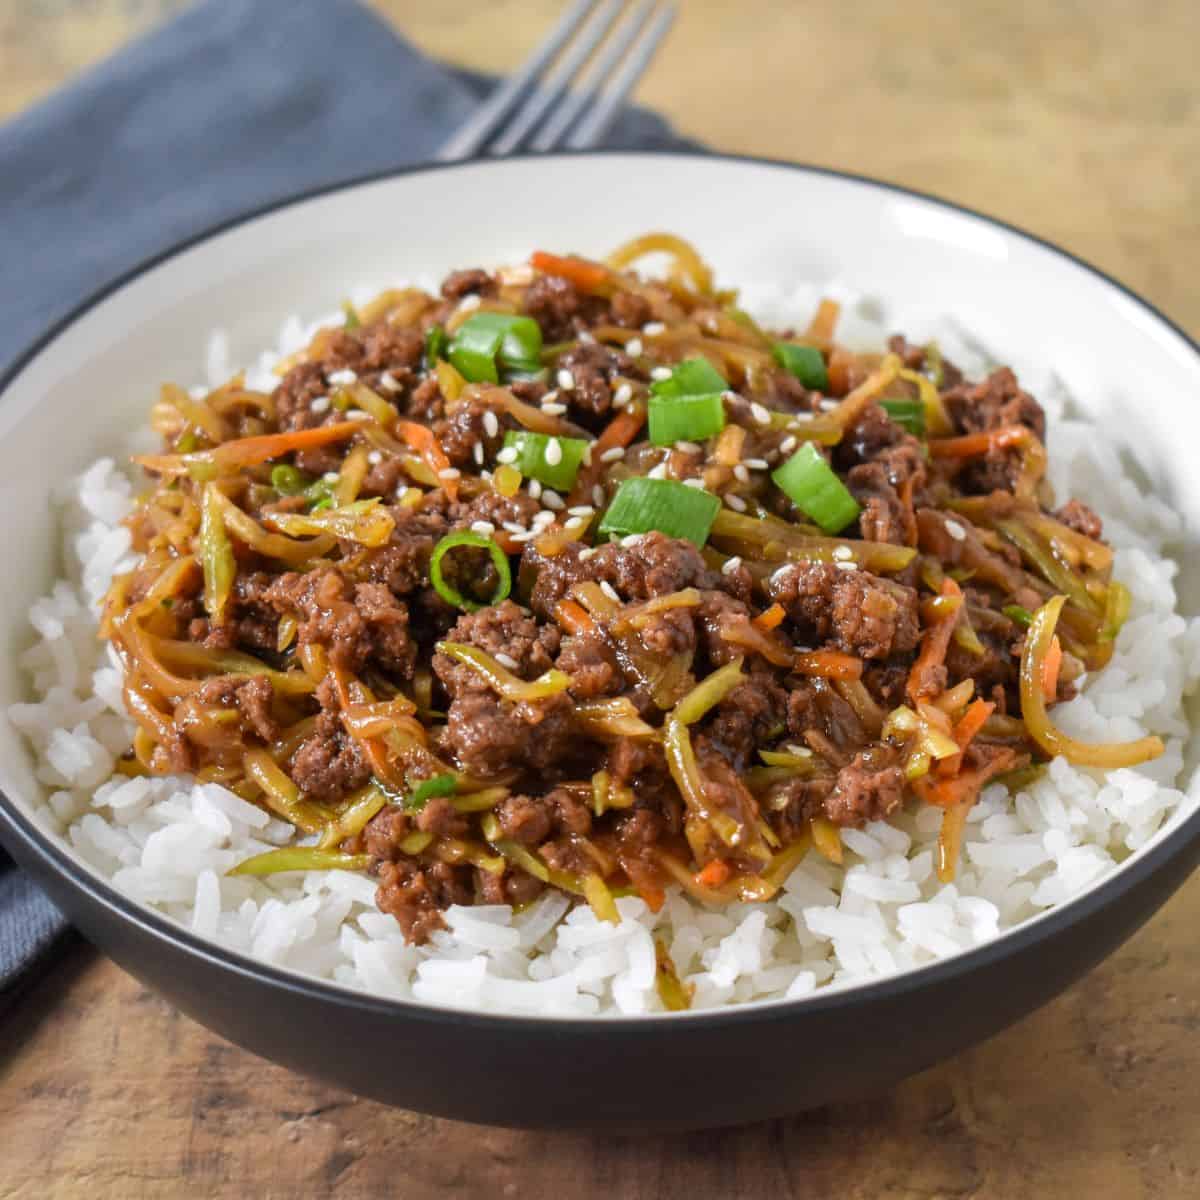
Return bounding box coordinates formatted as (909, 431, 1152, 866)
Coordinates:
(1, 148, 1198, 1034)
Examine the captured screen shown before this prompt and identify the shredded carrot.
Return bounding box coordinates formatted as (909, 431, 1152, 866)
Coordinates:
(1042, 634, 1063, 701)
(569, 403, 646, 504)
(555, 599, 598, 637)
(396, 420, 457, 501)
(953, 698, 995, 751)
(530, 250, 611, 294)
(793, 649, 863, 680)
(928, 426, 1029, 459)
(633, 879, 666, 913)
(695, 859, 732, 888)
(907, 578, 963, 701)
(134, 420, 365, 475)
(594, 403, 645, 455)
(754, 602, 787, 631)
(919, 748, 1019, 810)
(936, 698, 996, 778)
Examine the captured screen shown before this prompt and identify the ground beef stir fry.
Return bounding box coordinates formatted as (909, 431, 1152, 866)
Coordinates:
(105, 234, 1163, 954)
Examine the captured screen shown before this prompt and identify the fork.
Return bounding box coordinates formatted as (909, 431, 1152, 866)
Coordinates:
(436, 0, 677, 161)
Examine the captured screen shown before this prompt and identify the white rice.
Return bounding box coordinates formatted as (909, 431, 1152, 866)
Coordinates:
(8, 295, 1200, 1018)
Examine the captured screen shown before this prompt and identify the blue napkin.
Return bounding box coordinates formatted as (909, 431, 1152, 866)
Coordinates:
(0, 0, 691, 1007)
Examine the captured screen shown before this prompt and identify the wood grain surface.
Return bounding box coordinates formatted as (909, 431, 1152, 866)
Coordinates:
(2, 2, 1198, 1197)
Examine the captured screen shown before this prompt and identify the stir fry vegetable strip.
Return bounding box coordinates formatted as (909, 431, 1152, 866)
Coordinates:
(1020, 597, 1164, 767)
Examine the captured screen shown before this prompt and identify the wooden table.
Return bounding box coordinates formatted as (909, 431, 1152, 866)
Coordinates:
(3, 3, 1198, 1196)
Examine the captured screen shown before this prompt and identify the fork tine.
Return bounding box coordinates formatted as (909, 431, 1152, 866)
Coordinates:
(487, 0, 625, 157)
(565, 2, 676, 150)
(530, 0, 658, 153)
(435, 0, 599, 162)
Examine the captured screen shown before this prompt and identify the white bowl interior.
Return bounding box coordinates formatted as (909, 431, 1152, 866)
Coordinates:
(2, 153, 1198, 997)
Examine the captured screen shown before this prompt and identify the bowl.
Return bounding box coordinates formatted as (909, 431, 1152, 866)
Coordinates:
(1, 152, 1198, 1132)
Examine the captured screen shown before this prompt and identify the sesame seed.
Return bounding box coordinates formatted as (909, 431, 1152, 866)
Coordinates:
(533, 510, 556, 526)
(945, 519, 967, 541)
(541, 402, 568, 416)
(600, 581, 621, 603)
(496, 446, 519, 464)
(733, 464, 750, 484)
(750, 402, 771, 425)
(567, 505, 595, 517)
(682, 477, 706, 489)
(621, 533, 644, 547)
(544, 438, 563, 466)
(614, 383, 633, 407)
(819, 399, 838, 411)
(578, 329, 596, 344)
(557, 368, 576, 391)
(438, 467, 461, 481)
(509, 530, 537, 543)
(458, 294, 482, 313)
(327, 368, 357, 386)
(502, 264, 534, 286)
(744, 457, 770, 470)
(835, 561, 858, 572)
(791, 410, 815, 422)
(494, 652, 518, 670)
(346, 409, 370, 421)
(647, 462, 669, 479)
(483, 411, 499, 439)
(592, 485, 605, 507)
(724, 493, 748, 512)
(675, 441, 702, 454)
(322, 471, 339, 482)
(528, 479, 543, 499)
(578, 546, 598, 561)
(542, 491, 565, 511)
(784, 744, 812, 757)
(624, 338, 644, 357)
(832, 545, 852, 561)
(310, 396, 331, 414)
(642, 321, 666, 336)
(600, 446, 626, 463)
(780, 435, 798, 454)
(770, 565, 794, 585)
(473, 442, 485, 465)
(794, 645, 814, 653)
(470, 520, 495, 535)
(502, 521, 527, 534)
(367, 450, 383, 465)
(721, 556, 743, 575)
(377, 372, 400, 393)
(650, 366, 673, 382)
(583, 444, 592, 466)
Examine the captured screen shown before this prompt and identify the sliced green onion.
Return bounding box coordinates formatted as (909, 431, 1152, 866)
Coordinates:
(771, 443, 861, 534)
(648, 392, 726, 445)
(501, 430, 589, 492)
(176, 430, 199, 454)
(1002, 604, 1034, 628)
(597, 477, 721, 546)
(270, 464, 309, 495)
(302, 475, 337, 512)
(650, 356, 727, 398)
(429, 530, 512, 612)
(772, 342, 829, 391)
(424, 324, 447, 370)
(448, 313, 543, 383)
(406, 773, 457, 810)
(229, 848, 370, 877)
(341, 300, 361, 330)
(879, 397, 926, 436)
